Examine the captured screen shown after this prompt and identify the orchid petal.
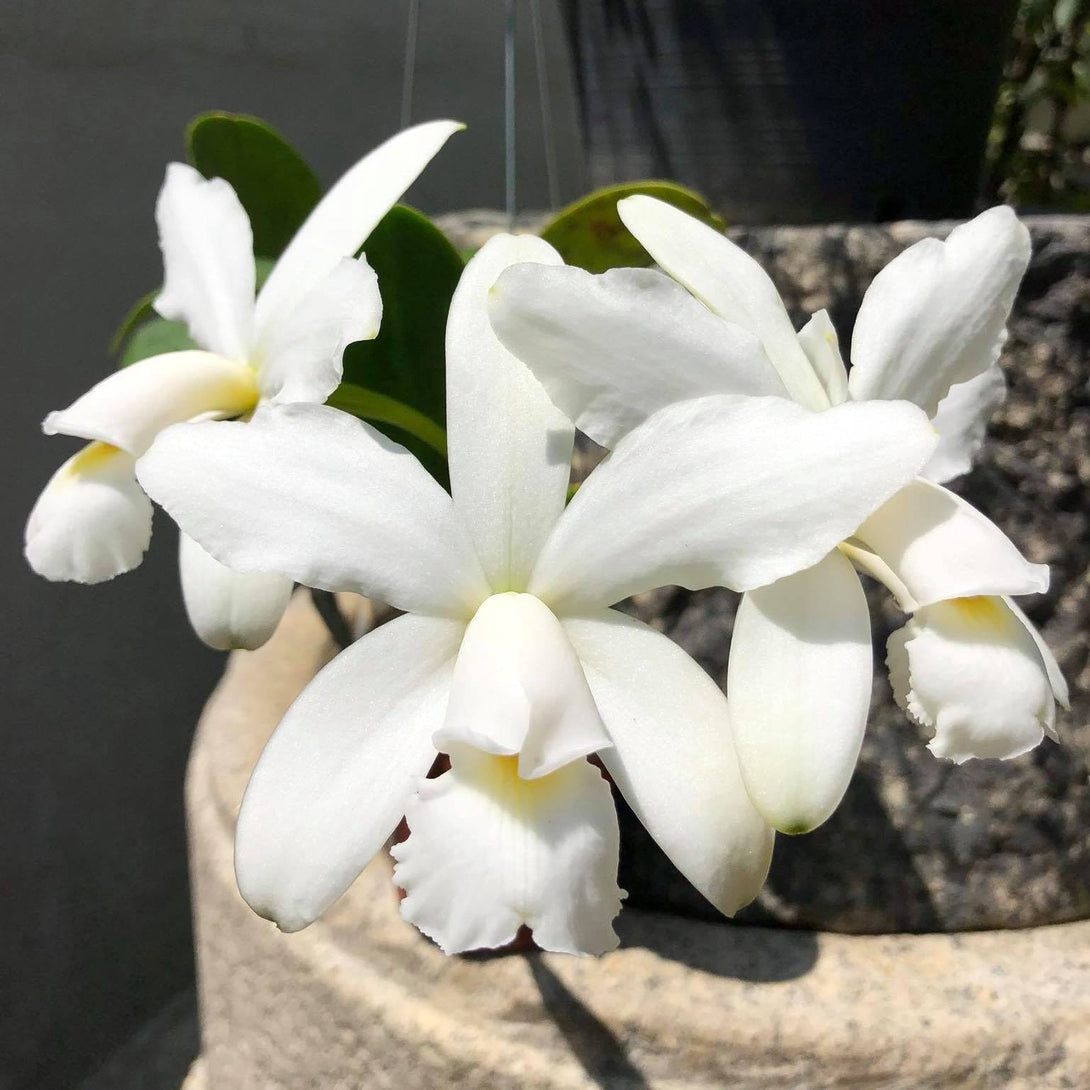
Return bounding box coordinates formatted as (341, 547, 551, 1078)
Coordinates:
(529, 394, 936, 612)
(796, 309, 848, 407)
(1004, 596, 1069, 713)
(921, 364, 1006, 483)
(616, 195, 830, 410)
(727, 551, 871, 833)
(393, 751, 622, 956)
(177, 530, 293, 651)
(847, 478, 1048, 611)
(887, 595, 1057, 763)
(154, 163, 255, 360)
(487, 262, 783, 448)
(254, 120, 462, 341)
(235, 611, 465, 932)
(136, 404, 489, 617)
(257, 256, 381, 405)
(436, 593, 610, 780)
(563, 609, 774, 916)
(849, 206, 1030, 416)
(447, 235, 572, 587)
(25, 442, 152, 583)
(43, 350, 258, 457)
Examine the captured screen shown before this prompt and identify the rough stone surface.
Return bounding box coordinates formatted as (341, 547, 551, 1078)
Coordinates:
(187, 594, 1090, 1089)
(440, 212, 1090, 934)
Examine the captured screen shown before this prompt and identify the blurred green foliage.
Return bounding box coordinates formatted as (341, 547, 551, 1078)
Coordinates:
(985, 0, 1089, 209)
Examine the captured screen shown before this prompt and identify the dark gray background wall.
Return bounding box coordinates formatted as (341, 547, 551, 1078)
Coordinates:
(0, 4, 581, 1086)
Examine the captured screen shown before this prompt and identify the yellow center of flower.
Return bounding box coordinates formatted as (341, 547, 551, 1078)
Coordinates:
(949, 595, 1005, 626)
(64, 441, 123, 478)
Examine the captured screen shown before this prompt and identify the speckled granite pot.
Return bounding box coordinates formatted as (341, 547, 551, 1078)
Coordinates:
(183, 593, 1090, 1089)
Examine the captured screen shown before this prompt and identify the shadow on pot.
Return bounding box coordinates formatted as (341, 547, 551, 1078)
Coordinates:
(616, 907, 819, 984)
(616, 766, 941, 942)
(527, 956, 651, 1089)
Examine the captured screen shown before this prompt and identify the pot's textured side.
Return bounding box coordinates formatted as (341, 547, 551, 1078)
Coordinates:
(439, 212, 1090, 934)
(186, 593, 1090, 1090)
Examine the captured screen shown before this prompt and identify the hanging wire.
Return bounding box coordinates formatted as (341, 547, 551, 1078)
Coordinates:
(529, 0, 560, 210)
(504, 0, 517, 227)
(400, 0, 420, 129)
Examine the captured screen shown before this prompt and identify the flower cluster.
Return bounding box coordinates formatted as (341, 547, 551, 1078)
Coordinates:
(26, 121, 1067, 956)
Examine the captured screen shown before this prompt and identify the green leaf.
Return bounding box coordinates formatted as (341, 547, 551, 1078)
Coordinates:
(337, 204, 463, 488)
(119, 318, 196, 367)
(187, 112, 321, 258)
(326, 384, 448, 459)
(109, 291, 159, 357)
(540, 181, 725, 273)
(111, 257, 276, 363)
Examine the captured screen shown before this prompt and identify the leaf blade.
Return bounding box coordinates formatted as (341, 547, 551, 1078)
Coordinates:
(541, 181, 725, 273)
(186, 112, 321, 258)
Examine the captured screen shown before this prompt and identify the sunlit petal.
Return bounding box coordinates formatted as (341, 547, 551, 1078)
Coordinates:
(921, 364, 1006, 483)
(529, 394, 936, 612)
(257, 256, 382, 405)
(235, 612, 464, 932)
(393, 750, 623, 956)
(796, 309, 848, 407)
(887, 595, 1058, 763)
(43, 350, 258, 457)
(727, 551, 871, 833)
(154, 162, 255, 360)
(1004, 596, 1069, 713)
(447, 235, 572, 587)
(25, 442, 152, 583)
(848, 477, 1048, 610)
(617, 195, 830, 410)
(563, 609, 774, 915)
(437, 593, 610, 780)
(177, 530, 293, 651)
(136, 404, 490, 617)
(488, 262, 782, 448)
(849, 206, 1030, 415)
(254, 120, 462, 341)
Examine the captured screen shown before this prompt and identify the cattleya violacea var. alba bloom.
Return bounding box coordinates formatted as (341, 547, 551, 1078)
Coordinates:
(24, 120, 461, 650)
(488, 197, 1068, 836)
(136, 233, 936, 955)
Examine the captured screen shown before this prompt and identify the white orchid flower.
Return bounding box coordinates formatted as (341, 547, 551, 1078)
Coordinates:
(24, 120, 461, 651)
(136, 233, 935, 955)
(488, 197, 1068, 836)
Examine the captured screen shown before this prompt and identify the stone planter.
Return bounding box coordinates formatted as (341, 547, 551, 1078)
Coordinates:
(184, 215, 1090, 1087)
(183, 595, 1090, 1089)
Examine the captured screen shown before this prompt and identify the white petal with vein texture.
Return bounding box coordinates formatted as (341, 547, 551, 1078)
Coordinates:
(393, 750, 623, 956)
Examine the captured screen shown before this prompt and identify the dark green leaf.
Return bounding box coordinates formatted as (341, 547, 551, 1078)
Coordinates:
(119, 318, 196, 367)
(109, 291, 158, 357)
(540, 181, 725, 273)
(187, 112, 321, 258)
(327, 383, 447, 459)
(111, 257, 276, 364)
(337, 204, 463, 488)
